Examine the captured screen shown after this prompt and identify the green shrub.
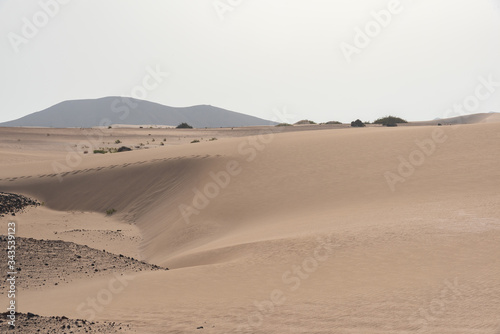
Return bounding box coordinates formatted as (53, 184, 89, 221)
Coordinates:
(294, 120, 316, 125)
(276, 123, 292, 127)
(115, 139, 121, 144)
(106, 208, 117, 216)
(373, 116, 408, 126)
(325, 121, 342, 125)
(177, 123, 193, 129)
(350, 119, 366, 127)
(94, 147, 119, 154)
(191, 139, 200, 143)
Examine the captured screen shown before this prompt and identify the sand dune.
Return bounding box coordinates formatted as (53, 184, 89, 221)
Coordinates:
(1, 121, 499, 333)
(405, 112, 500, 126)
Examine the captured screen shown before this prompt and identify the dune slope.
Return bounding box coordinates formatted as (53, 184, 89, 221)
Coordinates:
(1, 123, 499, 333)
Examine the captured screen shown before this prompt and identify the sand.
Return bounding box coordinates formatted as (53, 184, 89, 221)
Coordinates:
(1, 114, 499, 333)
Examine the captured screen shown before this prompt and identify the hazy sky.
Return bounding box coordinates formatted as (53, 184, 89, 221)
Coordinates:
(1, 0, 500, 123)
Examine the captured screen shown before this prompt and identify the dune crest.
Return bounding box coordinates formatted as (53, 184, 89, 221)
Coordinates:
(1, 122, 499, 332)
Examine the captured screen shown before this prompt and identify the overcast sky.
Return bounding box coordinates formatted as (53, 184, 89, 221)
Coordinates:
(1, 0, 500, 124)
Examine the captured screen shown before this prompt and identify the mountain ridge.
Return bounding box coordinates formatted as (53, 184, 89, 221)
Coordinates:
(0, 97, 277, 128)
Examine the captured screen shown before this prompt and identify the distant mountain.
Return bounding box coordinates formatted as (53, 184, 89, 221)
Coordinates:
(0, 97, 277, 128)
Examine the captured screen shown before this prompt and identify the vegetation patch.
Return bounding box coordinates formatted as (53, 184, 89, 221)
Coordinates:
(294, 120, 316, 125)
(177, 122, 193, 129)
(93, 147, 118, 154)
(373, 116, 408, 126)
(350, 119, 366, 127)
(106, 208, 117, 216)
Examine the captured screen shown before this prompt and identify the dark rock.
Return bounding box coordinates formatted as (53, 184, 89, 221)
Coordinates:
(27, 312, 37, 319)
(117, 146, 132, 152)
(350, 119, 365, 127)
(0, 192, 40, 217)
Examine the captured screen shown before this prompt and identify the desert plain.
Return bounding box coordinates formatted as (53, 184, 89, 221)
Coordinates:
(1, 113, 500, 333)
